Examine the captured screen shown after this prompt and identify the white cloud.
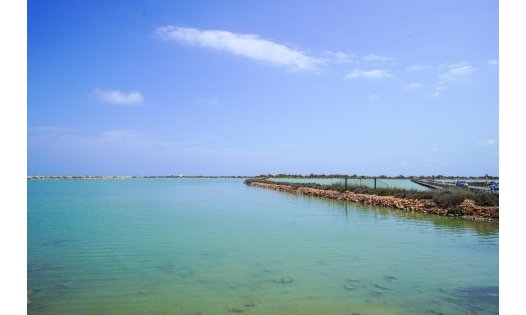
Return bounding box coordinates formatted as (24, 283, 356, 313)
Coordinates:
(433, 63, 476, 96)
(101, 130, 143, 141)
(487, 59, 499, 65)
(406, 83, 423, 90)
(94, 89, 143, 105)
(438, 63, 476, 84)
(363, 54, 392, 62)
(344, 69, 393, 80)
(155, 26, 323, 71)
(323, 51, 354, 64)
(28, 126, 78, 137)
(405, 64, 430, 71)
(478, 139, 497, 146)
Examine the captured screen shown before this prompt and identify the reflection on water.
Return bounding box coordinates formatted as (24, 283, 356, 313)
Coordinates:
(28, 179, 498, 314)
(280, 190, 498, 236)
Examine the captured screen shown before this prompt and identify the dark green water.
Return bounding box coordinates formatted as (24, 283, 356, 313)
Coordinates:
(28, 178, 498, 314)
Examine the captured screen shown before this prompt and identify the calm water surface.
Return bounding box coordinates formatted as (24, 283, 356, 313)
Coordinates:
(28, 179, 498, 314)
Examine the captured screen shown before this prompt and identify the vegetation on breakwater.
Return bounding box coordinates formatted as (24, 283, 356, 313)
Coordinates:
(256, 174, 499, 180)
(244, 178, 498, 222)
(245, 178, 498, 207)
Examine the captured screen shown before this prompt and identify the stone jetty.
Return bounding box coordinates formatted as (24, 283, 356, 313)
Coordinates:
(245, 180, 498, 222)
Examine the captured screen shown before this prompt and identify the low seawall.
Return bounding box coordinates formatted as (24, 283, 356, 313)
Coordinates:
(246, 181, 498, 223)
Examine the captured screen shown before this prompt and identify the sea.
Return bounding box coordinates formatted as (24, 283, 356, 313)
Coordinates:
(28, 178, 498, 314)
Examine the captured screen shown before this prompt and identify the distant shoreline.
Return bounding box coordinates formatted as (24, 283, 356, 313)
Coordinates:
(27, 175, 250, 180)
(27, 174, 499, 180)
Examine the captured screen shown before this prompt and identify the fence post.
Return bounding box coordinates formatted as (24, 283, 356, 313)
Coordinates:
(374, 178, 377, 189)
(345, 176, 348, 190)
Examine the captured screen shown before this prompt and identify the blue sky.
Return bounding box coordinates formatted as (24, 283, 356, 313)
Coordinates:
(28, 0, 498, 176)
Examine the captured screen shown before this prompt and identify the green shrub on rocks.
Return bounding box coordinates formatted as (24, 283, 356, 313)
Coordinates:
(448, 207, 465, 216)
(327, 184, 434, 200)
(432, 190, 468, 208)
(473, 193, 499, 207)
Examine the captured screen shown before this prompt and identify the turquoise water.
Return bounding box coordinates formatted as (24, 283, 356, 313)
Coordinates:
(268, 178, 430, 191)
(28, 179, 498, 314)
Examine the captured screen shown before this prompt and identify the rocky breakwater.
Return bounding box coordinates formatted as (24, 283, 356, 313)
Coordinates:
(246, 181, 498, 222)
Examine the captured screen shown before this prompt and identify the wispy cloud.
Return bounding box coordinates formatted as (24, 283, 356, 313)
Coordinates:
(323, 51, 354, 64)
(344, 69, 393, 80)
(29, 127, 273, 173)
(101, 130, 145, 142)
(363, 54, 392, 62)
(155, 26, 323, 71)
(94, 89, 144, 105)
(478, 139, 497, 146)
(487, 59, 499, 66)
(434, 63, 476, 96)
(28, 127, 78, 137)
(405, 64, 430, 71)
(406, 83, 423, 90)
(438, 63, 476, 84)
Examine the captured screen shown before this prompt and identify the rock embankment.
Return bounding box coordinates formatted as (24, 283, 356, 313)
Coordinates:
(246, 181, 498, 222)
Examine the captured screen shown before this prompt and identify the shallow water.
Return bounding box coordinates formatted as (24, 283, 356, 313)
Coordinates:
(28, 178, 498, 314)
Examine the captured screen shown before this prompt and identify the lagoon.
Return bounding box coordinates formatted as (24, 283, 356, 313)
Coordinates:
(28, 178, 498, 314)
